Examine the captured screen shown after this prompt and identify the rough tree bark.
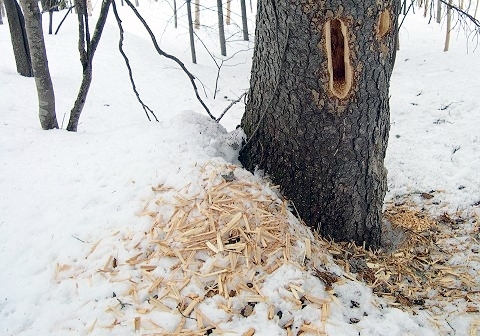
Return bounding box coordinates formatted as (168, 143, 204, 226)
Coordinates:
(3, 0, 33, 77)
(19, 0, 58, 129)
(240, 0, 399, 249)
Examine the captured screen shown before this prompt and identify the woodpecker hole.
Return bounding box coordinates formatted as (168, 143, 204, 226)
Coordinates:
(378, 10, 391, 38)
(325, 19, 352, 99)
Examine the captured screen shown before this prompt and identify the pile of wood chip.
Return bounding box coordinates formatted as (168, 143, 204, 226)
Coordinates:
(326, 202, 480, 334)
(58, 161, 479, 335)
(82, 163, 333, 335)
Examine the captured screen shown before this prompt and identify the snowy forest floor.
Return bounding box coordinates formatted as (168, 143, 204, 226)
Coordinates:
(0, 2, 479, 335)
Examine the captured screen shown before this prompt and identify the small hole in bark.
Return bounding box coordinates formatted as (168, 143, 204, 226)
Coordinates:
(325, 19, 352, 99)
(378, 10, 391, 38)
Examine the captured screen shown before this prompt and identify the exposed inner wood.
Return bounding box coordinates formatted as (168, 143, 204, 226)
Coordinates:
(378, 9, 391, 38)
(325, 19, 352, 99)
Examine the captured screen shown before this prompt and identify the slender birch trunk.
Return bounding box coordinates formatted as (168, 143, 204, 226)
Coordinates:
(19, 0, 58, 129)
(444, 0, 452, 51)
(186, 0, 197, 63)
(194, 0, 199, 29)
(437, 0, 441, 23)
(173, 0, 177, 28)
(217, 0, 226, 56)
(226, 0, 231, 25)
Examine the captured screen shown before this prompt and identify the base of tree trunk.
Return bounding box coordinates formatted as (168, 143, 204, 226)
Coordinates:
(240, 0, 399, 249)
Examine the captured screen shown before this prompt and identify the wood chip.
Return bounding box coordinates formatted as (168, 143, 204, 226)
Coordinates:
(242, 327, 255, 336)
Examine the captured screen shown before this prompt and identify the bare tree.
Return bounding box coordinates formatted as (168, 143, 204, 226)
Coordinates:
(19, 0, 58, 129)
(240, 0, 249, 41)
(194, 0, 199, 29)
(216, 0, 226, 56)
(186, 0, 197, 63)
(226, 0, 231, 25)
(66, 0, 112, 131)
(3, 0, 33, 77)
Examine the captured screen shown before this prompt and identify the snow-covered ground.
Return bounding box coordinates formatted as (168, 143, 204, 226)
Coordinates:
(0, 2, 479, 335)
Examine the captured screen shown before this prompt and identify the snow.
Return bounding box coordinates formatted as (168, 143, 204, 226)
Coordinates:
(0, 2, 479, 336)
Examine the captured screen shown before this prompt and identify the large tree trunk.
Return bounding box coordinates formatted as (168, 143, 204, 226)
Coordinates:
(3, 0, 33, 77)
(19, 0, 58, 129)
(240, 0, 399, 249)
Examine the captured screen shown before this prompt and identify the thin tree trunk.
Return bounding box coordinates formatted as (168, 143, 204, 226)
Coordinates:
(444, 0, 452, 51)
(424, 0, 429, 16)
(194, 0, 199, 29)
(437, 0, 441, 23)
(135, 0, 139, 6)
(240, 0, 248, 41)
(240, 0, 399, 249)
(48, 10, 53, 34)
(226, 0, 231, 25)
(173, 0, 177, 27)
(475, 0, 479, 18)
(186, 0, 197, 63)
(3, 0, 33, 76)
(19, 0, 58, 129)
(67, 0, 111, 131)
(217, 0, 226, 56)
(0, 0, 4, 25)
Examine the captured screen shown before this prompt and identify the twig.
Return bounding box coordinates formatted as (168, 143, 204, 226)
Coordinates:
(398, 0, 416, 31)
(123, 0, 215, 120)
(111, 0, 158, 122)
(72, 235, 86, 243)
(55, 6, 74, 35)
(438, 0, 480, 29)
(216, 91, 246, 122)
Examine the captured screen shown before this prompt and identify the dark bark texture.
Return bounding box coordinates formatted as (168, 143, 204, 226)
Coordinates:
(240, 0, 399, 249)
(4, 0, 33, 77)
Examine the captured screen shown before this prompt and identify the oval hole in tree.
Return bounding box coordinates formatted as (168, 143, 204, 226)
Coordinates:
(378, 10, 391, 38)
(324, 19, 352, 99)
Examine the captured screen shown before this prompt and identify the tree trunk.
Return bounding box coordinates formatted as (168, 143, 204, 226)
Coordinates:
(216, 0, 226, 56)
(186, 0, 197, 63)
(240, 0, 248, 41)
(19, 0, 58, 129)
(194, 0, 199, 29)
(0, 0, 4, 25)
(240, 0, 399, 249)
(3, 0, 33, 77)
(66, 0, 111, 132)
(226, 0, 231, 25)
(173, 0, 177, 28)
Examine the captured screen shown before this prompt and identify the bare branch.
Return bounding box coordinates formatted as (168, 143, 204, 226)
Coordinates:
(123, 0, 215, 120)
(438, 0, 480, 29)
(216, 91, 246, 122)
(111, 0, 158, 122)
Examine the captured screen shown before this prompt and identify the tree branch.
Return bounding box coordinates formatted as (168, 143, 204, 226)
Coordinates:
(216, 91, 246, 122)
(438, 0, 480, 29)
(123, 0, 215, 120)
(111, 0, 158, 122)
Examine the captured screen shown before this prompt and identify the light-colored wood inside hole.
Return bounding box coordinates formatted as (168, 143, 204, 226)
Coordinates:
(325, 19, 352, 99)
